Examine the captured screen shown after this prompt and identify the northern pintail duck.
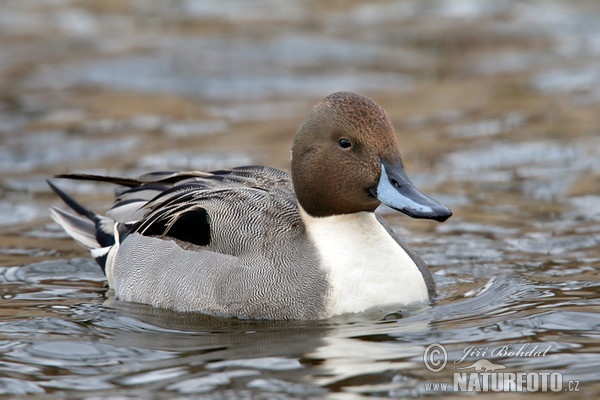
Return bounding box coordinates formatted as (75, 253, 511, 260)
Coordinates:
(49, 92, 452, 320)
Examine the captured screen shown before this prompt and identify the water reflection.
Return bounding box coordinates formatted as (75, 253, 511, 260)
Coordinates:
(1, 0, 599, 398)
(3, 267, 597, 396)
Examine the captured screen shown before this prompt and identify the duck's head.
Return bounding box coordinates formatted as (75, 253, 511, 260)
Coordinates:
(291, 91, 452, 221)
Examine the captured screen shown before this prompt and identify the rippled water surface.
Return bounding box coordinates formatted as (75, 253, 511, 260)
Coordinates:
(1, 1, 599, 398)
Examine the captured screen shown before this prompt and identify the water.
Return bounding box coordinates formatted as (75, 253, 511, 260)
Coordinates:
(1, 1, 599, 398)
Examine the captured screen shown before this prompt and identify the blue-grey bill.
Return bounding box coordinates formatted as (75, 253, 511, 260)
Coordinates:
(374, 162, 452, 222)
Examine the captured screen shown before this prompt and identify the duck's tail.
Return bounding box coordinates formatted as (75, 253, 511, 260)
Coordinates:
(47, 180, 122, 282)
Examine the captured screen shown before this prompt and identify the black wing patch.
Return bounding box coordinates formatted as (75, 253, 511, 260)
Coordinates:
(140, 208, 211, 247)
(127, 184, 212, 247)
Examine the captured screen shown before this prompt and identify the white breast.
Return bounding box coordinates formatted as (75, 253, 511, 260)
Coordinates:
(300, 209, 429, 317)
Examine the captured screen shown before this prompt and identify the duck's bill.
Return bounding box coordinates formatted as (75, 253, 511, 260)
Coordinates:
(373, 161, 452, 222)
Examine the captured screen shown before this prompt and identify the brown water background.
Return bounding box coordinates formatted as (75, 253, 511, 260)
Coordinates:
(0, 1, 599, 398)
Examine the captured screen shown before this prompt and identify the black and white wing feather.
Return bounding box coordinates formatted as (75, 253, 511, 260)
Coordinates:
(50, 166, 300, 269)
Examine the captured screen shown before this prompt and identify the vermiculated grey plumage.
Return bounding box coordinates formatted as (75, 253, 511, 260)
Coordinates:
(51, 166, 330, 319)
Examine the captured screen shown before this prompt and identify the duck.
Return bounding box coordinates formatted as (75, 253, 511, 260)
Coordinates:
(48, 91, 452, 320)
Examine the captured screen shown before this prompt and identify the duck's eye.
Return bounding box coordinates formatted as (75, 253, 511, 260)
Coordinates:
(338, 138, 352, 149)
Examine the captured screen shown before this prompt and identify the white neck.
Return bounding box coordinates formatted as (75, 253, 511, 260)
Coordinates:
(300, 208, 429, 317)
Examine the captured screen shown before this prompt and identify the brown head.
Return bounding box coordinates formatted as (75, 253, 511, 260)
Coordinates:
(291, 92, 452, 221)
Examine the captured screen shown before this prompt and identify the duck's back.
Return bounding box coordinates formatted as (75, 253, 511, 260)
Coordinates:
(117, 166, 298, 255)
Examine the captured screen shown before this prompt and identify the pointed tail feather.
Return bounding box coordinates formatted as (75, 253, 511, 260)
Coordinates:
(47, 180, 120, 275)
(53, 173, 144, 188)
(50, 206, 99, 250)
(47, 180, 96, 220)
